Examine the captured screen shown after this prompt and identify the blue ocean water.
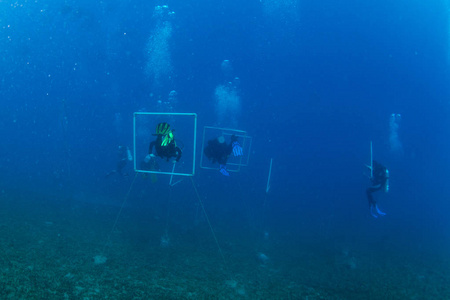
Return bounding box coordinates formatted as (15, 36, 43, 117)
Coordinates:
(1, 0, 450, 298)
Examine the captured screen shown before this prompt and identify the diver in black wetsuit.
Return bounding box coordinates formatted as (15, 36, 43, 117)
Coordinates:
(204, 135, 243, 176)
(106, 145, 132, 177)
(366, 160, 389, 218)
(145, 122, 182, 163)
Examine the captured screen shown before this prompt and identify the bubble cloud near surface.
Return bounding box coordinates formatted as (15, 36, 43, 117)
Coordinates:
(145, 21, 173, 87)
(261, 0, 299, 22)
(389, 113, 403, 154)
(214, 84, 241, 128)
(145, 4, 176, 95)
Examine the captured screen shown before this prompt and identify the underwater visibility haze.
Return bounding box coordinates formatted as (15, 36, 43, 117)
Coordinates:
(1, 0, 450, 298)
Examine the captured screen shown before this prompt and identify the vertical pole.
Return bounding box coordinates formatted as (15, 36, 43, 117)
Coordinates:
(200, 126, 206, 170)
(370, 141, 373, 178)
(133, 113, 137, 172)
(169, 162, 176, 186)
(266, 158, 273, 194)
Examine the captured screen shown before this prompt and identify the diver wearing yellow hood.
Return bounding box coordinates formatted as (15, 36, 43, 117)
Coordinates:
(146, 122, 182, 162)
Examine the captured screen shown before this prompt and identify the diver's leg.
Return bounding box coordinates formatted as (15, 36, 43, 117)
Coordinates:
(370, 205, 378, 218)
(106, 170, 118, 178)
(375, 205, 386, 216)
(219, 164, 230, 176)
(367, 188, 378, 218)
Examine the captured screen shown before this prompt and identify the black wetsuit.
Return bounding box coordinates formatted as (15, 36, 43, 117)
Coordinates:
(366, 160, 388, 207)
(204, 135, 237, 165)
(106, 146, 129, 177)
(149, 135, 182, 162)
(116, 146, 129, 175)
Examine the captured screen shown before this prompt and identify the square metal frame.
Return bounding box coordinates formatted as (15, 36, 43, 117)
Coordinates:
(200, 126, 252, 172)
(133, 112, 197, 176)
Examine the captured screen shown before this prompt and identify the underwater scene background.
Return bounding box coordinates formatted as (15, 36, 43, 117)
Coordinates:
(1, 0, 450, 298)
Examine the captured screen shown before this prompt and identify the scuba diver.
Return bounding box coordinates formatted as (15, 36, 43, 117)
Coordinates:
(145, 122, 182, 163)
(366, 160, 389, 218)
(204, 134, 243, 176)
(106, 145, 133, 177)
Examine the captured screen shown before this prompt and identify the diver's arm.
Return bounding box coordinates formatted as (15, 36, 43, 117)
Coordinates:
(227, 143, 233, 156)
(149, 141, 156, 154)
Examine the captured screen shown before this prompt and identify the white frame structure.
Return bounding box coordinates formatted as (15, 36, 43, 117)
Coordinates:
(133, 112, 197, 177)
(200, 126, 252, 172)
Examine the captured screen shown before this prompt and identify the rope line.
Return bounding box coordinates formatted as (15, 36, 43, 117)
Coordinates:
(190, 177, 229, 273)
(102, 172, 138, 254)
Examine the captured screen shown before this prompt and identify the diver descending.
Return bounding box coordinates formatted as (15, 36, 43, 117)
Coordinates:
(145, 122, 182, 163)
(203, 134, 243, 176)
(365, 160, 389, 218)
